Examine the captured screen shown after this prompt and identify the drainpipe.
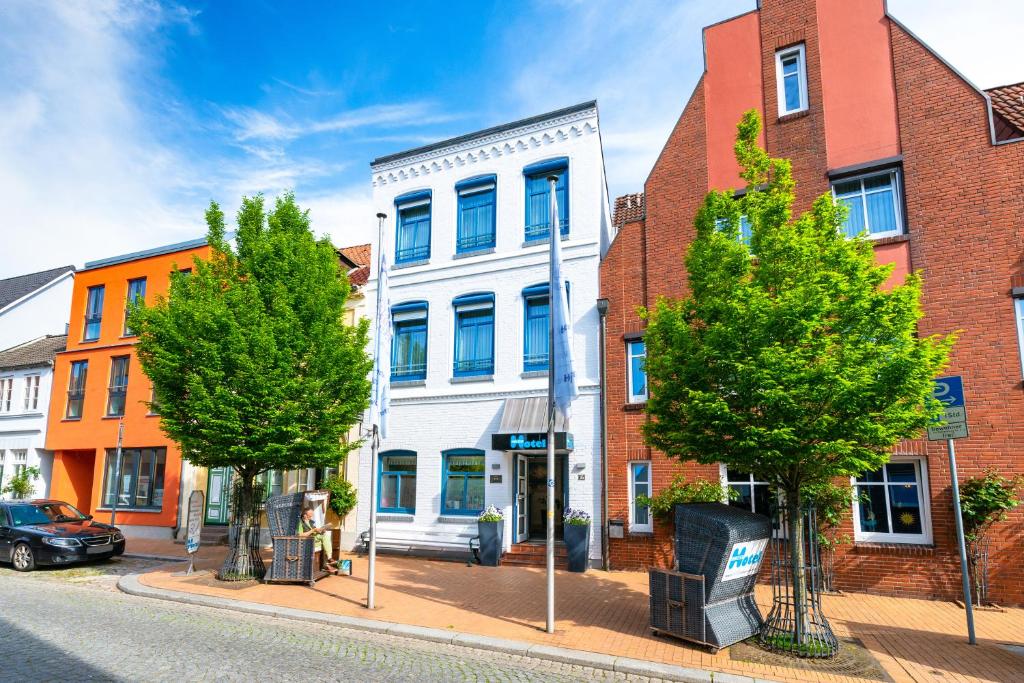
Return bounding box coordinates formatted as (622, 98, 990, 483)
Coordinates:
(596, 297, 610, 571)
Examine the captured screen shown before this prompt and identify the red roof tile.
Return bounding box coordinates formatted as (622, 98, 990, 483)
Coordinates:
(612, 193, 645, 227)
(987, 82, 1024, 141)
(339, 243, 371, 267)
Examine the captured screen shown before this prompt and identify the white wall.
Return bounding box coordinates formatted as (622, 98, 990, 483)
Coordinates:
(0, 365, 56, 499)
(0, 273, 73, 352)
(356, 105, 609, 561)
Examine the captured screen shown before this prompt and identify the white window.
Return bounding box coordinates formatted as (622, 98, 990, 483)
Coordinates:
(23, 375, 40, 411)
(853, 458, 931, 545)
(831, 170, 903, 239)
(627, 340, 647, 403)
(775, 44, 808, 116)
(0, 378, 12, 413)
(12, 450, 27, 463)
(1013, 299, 1024, 379)
(629, 461, 653, 532)
(721, 465, 774, 517)
(295, 468, 315, 493)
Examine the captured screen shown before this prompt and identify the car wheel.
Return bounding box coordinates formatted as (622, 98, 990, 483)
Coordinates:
(12, 543, 35, 572)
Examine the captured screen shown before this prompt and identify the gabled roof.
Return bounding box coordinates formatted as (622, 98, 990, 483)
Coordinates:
(612, 193, 646, 227)
(986, 82, 1024, 141)
(336, 243, 371, 290)
(0, 335, 68, 371)
(339, 243, 371, 267)
(0, 265, 75, 312)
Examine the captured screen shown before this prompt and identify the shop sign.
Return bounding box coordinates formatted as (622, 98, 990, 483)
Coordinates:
(491, 432, 574, 451)
(185, 490, 205, 554)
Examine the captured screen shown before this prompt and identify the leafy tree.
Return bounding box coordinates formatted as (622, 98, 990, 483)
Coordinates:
(642, 110, 953, 648)
(129, 193, 372, 579)
(2, 466, 40, 500)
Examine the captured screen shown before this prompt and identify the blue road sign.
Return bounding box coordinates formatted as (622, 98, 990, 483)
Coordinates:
(933, 376, 965, 408)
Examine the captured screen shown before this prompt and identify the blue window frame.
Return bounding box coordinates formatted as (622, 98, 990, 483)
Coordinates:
(83, 285, 105, 341)
(395, 190, 431, 264)
(523, 158, 569, 241)
(378, 450, 417, 513)
(627, 340, 647, 403)
(456, 175, 496, 253)
(123, 277, 147, 336)
(441, 449, 486, 515)
(391, 301, 428, 381)
(453, 293, 494, 377)
(523, 284, 550, 372)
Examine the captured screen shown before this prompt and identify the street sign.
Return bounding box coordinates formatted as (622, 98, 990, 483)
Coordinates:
(928, 375, 968, 441)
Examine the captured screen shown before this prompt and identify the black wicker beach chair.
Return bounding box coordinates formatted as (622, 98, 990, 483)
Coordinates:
(263, 491, 331, 587)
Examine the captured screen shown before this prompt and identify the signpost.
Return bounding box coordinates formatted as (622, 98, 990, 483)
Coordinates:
(927, 375, 975, 645)
(175, 490, 205, 577)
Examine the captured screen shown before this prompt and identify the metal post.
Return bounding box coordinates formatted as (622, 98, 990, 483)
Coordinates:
(546, 177, 557, 635)
(109, 419, 125, 528)
(947, 438, 976, 645)
(367, 425, 379, 610)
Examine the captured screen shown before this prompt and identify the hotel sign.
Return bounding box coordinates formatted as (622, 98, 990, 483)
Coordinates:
(491, 432, 574, 452)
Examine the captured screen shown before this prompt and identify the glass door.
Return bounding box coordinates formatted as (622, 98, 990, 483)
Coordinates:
(515, 454, 529, 543)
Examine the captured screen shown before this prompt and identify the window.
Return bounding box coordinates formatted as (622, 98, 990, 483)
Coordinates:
(83, 285, 105, 341)
(524, 158, 569, 241)
(456, 175, 496, 253)
(0, 378, 12, 413)
(395, 190, 431, 264)
(294, 469, 315, 493)
(831, 170, 903, 239)
(523, 284, 550, 372)
(441, 449, 485, 515)
(147, 385, 159, 415)
(629, 461, 653, 532)
(379, 450, 416, 513)
(853, 458, 930, 544)
(124, 277, 147, 335)
(101, 447, 166, 509)
(66, 361, 88, 419)
(723, 467, 773, 517)
(391, 302, 428, 381)
(715, 215, 753, 248)
(453, 293, 495, 377)
(627, 340, 647, 403)
(23, 375, 40, 411)
(775, 44, 808, 116)
(106, 356, 130, 417)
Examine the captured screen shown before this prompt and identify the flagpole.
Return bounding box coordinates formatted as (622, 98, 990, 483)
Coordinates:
(546, 176, 558, 635)
(367, 211, 387, 611)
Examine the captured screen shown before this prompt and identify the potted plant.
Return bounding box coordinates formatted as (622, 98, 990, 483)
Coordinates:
(477, 505, 504, 566)
(321, 473, 357, 558)
(563, 508, 591, 572)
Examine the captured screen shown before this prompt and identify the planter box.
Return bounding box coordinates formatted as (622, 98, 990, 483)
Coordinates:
(477, 520, 503, 566)
(564, 523, 590, 572)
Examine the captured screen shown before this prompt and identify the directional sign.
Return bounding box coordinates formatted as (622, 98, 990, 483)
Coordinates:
(928, 375, 968, 440)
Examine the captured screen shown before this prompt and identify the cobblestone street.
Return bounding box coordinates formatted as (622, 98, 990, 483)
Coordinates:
(0, 560, 665, 682)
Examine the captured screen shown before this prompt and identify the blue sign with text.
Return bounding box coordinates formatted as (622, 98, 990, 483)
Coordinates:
(934, 376, 965, 408)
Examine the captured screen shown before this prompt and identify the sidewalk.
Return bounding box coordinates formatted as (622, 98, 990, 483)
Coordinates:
(126, 541, 1023, 683)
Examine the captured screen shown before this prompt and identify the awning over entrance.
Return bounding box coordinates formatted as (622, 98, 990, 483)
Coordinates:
(492, 397, 573, 452)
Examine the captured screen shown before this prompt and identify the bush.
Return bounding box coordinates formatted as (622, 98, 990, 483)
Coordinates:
(321, 474, 357, 519)
(2, 466, 40, 500)
(959, 472, 1022, 542)
(636, 476, 734, 519)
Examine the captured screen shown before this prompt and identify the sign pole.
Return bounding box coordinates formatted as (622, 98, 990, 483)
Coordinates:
(367, 425, 379, 610)
(947, 438, 976, 645)
(109, 419, 125, 528)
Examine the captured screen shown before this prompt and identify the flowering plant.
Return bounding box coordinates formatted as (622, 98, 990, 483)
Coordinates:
(563, 508, 591, 526)
(478, 505, 504, 522)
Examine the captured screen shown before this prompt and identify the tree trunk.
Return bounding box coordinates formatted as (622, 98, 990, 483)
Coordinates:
(787, 494, 808, 646)
(218, 470, 265, 581)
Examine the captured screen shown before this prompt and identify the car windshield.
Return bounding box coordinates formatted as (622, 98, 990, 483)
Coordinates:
(9, 503, 88, 526)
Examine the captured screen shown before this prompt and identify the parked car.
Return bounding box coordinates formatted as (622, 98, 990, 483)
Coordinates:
(0, 499, 125, 571)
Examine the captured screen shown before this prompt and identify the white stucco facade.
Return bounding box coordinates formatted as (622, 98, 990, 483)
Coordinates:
(356, 102, 612, 564)
(0, 352, 60, 499)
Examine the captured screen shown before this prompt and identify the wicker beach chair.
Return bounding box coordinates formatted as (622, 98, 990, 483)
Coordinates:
(263, 491, 331, 586)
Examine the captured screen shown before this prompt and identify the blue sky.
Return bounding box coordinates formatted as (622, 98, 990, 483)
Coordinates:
(1, 0, 1021, 275)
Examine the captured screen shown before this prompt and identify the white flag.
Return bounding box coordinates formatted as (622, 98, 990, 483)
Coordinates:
(370, 244, 391, 439)
(550, 179, 578, 422)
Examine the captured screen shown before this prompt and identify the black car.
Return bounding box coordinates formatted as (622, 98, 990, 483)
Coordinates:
(0, 499, 125, 571)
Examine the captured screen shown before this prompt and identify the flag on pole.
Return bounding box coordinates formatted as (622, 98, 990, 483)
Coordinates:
(370, 241, 391, 438)
(549, 179, 578, 422)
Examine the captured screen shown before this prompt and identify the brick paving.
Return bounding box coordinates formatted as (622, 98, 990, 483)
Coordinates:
(132, 543, 1024, 683)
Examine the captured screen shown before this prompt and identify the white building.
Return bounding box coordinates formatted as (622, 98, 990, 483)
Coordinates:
(357, 102, 612, 566)
(0, 335, 67, 499)
(0, 265, 75, 352)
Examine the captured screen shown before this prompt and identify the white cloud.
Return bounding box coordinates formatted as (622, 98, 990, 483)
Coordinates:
(303, 185, 376, 249)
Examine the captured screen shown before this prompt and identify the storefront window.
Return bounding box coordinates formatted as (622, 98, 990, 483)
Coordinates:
(101, 448, 166, 509)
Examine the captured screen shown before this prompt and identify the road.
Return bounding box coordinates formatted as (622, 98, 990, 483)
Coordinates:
(0, 558, 666, 682)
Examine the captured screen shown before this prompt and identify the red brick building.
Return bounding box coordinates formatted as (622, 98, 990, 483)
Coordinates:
(601, 0, 1024, 605)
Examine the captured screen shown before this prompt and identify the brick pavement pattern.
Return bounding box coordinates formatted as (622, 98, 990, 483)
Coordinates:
(0, 570, 665, 683)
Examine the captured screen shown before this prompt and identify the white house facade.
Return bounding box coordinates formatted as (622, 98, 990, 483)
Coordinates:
(0, 335, 67, 499)
(0, 266, 75, 352)
(357, 102, 612, 566)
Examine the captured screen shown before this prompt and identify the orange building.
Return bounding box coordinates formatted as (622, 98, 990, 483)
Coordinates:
(46, 238, 210, 539)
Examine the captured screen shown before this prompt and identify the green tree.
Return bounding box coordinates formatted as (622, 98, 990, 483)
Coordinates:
(2, 466, 40, 500)
(129, 193, 372, 580)
(642, 111, 953, 649)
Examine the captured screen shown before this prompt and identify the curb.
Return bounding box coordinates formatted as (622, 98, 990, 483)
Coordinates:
(122, 553, 191, 562)
(117, 573, 776, 683)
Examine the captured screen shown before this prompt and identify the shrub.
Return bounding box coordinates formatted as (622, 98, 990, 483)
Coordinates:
(2, 466, 40, 500)
(635, 476, 734, 519)
(321, 474, 357, 519)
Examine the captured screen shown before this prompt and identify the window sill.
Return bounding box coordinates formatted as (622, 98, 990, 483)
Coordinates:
(376, 513, 415, 522)
(778, 109, 810, 123)
(853, 541, 935, 556)
(119, 335, 138, 340)
(867, 233, 910, 246)
(392, 259, 429, 270)
(453, 247, 495, 259)
(102, 415, 126, 420)
(623, 402, 646, 412)
(520, 370, 547, 379)
(96, 507, 162, 513)
(450, 375, 493, 384)
(522, 234, 569, 248)
(61, 417, 83, 422)
(80, 339, 100, 345)
(437, 515, 479, 524)
(628, 530, 654, 537)
(391, 379, 426, 388)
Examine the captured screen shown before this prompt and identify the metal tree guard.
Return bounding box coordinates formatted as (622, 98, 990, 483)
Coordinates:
(760, 503, 838, 658)
(219, 476, 266, 581)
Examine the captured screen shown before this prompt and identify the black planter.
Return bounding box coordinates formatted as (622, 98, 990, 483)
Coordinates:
(564, 523, 591, 572)
(477, 520, 503, 566)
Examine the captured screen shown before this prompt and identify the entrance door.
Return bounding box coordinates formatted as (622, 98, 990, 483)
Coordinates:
(527, 455, 567, 540)
(205, 467, 232, 525)
(514, 454, 529, 543)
